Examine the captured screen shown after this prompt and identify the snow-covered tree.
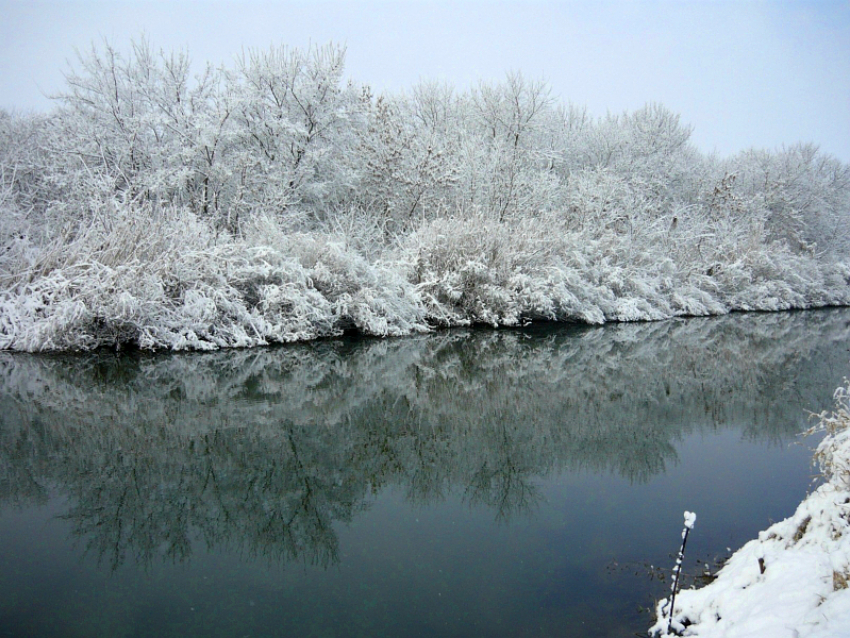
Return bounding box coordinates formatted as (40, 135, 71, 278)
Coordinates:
(229, 43, 359, 223)
(0, 37, 848, 352)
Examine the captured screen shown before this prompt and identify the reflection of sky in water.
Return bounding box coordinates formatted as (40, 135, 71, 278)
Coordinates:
(0, 309, 847, 637)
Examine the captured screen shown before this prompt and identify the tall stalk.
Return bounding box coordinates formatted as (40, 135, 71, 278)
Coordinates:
(666, 510, 696, 634)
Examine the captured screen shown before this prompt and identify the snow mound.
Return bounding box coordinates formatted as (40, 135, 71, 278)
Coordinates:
(650, 383, 850, 637)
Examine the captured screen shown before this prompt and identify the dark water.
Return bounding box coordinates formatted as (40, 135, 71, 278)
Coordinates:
(1, 309, 849, 638)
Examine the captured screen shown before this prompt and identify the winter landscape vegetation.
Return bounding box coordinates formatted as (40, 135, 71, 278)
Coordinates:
(1, 39, 850, 637)
(1, 40, 849, 352)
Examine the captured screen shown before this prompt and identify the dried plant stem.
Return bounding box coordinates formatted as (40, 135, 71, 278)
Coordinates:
(666, 511, 696, 635)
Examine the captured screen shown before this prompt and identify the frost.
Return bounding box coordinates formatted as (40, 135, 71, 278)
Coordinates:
(0, 41, 849, 351)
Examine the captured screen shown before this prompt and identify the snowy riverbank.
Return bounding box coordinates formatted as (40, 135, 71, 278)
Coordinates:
(650, 382, 850, 637)
(2, 205, 850, 352)
(2, 41, 850, 352)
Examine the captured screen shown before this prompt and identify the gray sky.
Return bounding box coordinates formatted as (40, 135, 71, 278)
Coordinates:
(2, 0, 849, 162)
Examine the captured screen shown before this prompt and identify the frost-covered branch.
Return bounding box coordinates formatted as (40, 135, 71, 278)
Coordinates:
(0, 38, 849, 351)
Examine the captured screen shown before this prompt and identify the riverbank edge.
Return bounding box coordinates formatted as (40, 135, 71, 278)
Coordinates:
(3, 292, 850, 353)
(649, 382, 850, 637)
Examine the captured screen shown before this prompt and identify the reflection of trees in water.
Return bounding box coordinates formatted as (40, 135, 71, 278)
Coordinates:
(0, 309, 848, 568)
(62, 423, 361, 570)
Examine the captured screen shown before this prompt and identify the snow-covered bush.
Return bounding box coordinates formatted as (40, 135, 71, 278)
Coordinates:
(811, 380, 850, 489)
(402, 210, 609, 326)
(0, 37, 848, 351)
(0, 205, 430, 350)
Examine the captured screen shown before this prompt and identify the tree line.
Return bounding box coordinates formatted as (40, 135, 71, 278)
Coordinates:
(1, 39, 848, 350)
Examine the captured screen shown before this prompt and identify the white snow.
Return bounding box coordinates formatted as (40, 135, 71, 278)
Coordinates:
(0, 41, 849, 352)
(684, 511, 697, 530)
(650, 383, 850, 637)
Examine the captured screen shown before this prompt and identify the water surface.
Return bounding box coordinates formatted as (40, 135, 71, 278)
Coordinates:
(1, 309, 849, 637)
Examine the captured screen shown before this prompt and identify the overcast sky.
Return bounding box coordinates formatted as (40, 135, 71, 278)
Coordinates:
(1, 0, 849, 162)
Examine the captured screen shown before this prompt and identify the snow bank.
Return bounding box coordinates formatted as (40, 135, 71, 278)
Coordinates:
(650, 383, 850, 637)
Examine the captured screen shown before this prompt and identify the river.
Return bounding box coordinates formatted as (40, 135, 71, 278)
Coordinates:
(1, 309, 848, 637)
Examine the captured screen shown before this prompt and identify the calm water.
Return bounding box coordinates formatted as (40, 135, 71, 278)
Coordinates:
(1, 309, 849, 638)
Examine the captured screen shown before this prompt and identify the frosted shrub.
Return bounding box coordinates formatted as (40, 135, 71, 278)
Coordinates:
(405, 212, 568, 326)
(1, 38, 849, 351)
(0, 205, 434, 350)
(809, 380, 850, 488)
(404, 211, 628, 326)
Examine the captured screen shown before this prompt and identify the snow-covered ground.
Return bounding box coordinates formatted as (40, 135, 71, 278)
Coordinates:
(650, 383, 850, 637)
